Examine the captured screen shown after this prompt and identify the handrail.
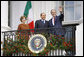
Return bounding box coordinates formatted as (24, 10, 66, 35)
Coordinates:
(1, 27, 76, 33)
(1, 27, 63, 33)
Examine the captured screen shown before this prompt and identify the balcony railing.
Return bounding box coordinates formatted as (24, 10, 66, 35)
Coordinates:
(1, 26, 76, 56)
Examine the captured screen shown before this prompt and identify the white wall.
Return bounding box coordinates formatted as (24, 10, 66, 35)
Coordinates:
(10, 1, 27, 30)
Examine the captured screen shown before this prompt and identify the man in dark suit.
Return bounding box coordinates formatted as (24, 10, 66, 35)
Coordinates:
(49, 6, 66, 35)
(49, 7, 67, 55)
(35, 13, 49, 33)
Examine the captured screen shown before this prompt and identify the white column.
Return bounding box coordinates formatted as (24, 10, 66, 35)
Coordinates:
(1, 1, 11, 31)
(1, 1, 8, 56)
(1, 1, 8, 27)
(76, 23, 83, 56)
(75, 1, 83, 56)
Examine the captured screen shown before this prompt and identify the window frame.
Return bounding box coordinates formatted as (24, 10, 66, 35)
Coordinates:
(62, 1, 83, 25)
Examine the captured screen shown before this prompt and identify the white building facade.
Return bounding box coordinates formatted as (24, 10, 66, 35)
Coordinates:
(1, 1, 83, 56)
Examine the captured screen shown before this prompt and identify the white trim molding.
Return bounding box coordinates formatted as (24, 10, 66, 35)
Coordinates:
(62, 17, 83, 26)
(1, 26, 12, 32)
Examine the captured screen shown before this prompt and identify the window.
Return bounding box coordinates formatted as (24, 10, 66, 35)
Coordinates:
(63, 1, 83, 22)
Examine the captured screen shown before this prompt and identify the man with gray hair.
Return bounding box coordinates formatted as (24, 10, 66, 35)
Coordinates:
(49, 6, 66, 36)
(48, 6, 67, 56)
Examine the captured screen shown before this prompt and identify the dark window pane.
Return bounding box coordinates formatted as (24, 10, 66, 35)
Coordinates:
(8, 1, 10, 27)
